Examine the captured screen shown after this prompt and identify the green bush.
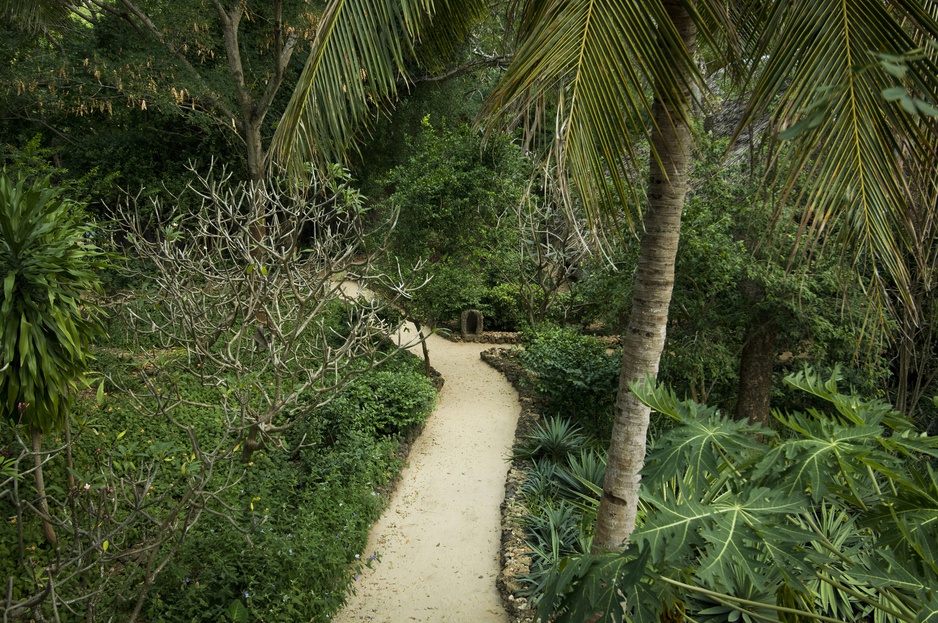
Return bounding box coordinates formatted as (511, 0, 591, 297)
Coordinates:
(146, 443, 391, 623)
(321, 365, 437, 441)
(142, 356, 434, 622)
(518, 326, 620, 440)
(480, 282, 525, 332)
(535, 368, 938, 623)
(0, 305, 434, 621)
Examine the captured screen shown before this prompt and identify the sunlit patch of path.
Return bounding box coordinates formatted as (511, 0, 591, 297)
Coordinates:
(331, 327, 518, 623)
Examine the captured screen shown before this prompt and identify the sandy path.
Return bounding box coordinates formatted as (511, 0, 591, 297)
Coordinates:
(332, 330, 519, 623)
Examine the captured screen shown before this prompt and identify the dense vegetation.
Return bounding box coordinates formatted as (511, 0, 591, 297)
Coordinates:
(1, 1, 937, 622)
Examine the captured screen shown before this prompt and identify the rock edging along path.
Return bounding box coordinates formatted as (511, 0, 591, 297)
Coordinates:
(331, 329, 521, 623)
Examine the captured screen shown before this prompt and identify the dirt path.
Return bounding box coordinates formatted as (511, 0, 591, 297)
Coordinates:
(332, 330, 519, 623)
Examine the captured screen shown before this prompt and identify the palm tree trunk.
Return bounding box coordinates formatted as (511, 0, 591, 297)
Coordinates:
(592, 0, 696, 552)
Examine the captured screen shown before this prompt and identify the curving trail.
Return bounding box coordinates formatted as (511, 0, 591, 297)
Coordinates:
(332, 329, 519, 622)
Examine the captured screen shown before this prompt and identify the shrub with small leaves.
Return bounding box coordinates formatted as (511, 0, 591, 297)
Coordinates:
(518, 326, 620, 440)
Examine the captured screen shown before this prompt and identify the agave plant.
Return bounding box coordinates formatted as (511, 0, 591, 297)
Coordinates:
(522, 501, 591, 606)
(512, 416, 589, 465)
(554, 448, 605, 509)
(520, 458, 562, 505)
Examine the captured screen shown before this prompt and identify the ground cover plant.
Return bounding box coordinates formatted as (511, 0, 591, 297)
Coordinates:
(1, 333, 434, 622)
(513, 368, 938, 622)
(0, 166, 437, 622)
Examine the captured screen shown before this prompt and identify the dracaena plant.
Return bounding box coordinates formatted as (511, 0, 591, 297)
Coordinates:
(0, 172, 107, 543)
(536, 368, 938, 623)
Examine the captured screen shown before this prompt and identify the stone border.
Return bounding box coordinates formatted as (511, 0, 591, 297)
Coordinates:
(481, 347, 539, 623)
(444, 330, 519, 345)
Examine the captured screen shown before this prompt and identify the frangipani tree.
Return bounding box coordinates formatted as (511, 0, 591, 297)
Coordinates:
(273, 0, 938, 553)
(0, 172, 107, 543)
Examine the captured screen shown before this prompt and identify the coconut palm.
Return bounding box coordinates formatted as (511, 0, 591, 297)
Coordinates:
(270, 0, 938, 551)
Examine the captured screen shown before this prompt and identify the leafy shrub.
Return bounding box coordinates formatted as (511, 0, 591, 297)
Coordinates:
(146, 443, 391, 623)
(480, 282, 525, 332)
(373, 121, 527, 326)
(535, 368, 938, 623)
(320, 365, 437, 441)
(518, 326, 620, 439)
(0, 304, 432, 621)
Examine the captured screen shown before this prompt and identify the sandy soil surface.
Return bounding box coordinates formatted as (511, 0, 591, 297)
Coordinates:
(331, 328, 520, 623)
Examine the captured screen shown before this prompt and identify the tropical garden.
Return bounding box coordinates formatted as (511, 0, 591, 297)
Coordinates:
(1, 0, 937, 622)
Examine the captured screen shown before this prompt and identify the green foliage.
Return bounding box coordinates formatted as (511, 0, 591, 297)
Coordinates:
(145, 444, 389, 623)
(0, 173, 107, 433)
(564, 135, 891, 413)
(517, 326, 620, 439)
(101, 352, 430, 622)
(374, 121, 529, 328)
(534, 368, 938, 623)
(513, 417, 589, 465)
(480, 282, 526, 332)
(553, 449, 605, 507)
(522, 501, 592, 603)
(1, 293, 434, 621)
(320, 364, 437, 440)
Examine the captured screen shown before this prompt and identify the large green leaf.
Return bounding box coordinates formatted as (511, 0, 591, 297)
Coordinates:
(636, 382, 768, 490)
(635, 487, 808, 592)
(752, 414, 902, 506)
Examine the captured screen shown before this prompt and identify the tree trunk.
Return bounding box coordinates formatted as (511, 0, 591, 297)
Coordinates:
(31, 428, 57, 545)
(736, 313, 778, 427)
(592, 0, 696, 552)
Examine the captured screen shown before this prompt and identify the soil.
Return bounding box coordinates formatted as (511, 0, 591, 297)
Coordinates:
(331, 330, 533, 623)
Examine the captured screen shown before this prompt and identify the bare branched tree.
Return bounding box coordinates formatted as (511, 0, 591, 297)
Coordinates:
(116, 165, 424, 461)
(512, 163, 590, 326)
(1, 166, 425, 621)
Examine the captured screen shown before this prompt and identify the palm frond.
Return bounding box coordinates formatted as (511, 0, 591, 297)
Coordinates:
(0, 0, 72, 31)
(480, 0, 702, 232)
(738, 0, 938, 316)
(269, 0, 487, 179)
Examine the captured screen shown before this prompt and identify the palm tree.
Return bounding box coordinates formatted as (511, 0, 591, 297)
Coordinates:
(270, 0, 938, 551)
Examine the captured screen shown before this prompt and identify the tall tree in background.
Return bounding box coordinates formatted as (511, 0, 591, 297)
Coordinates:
(271, 0, 938, 551)
(3, 0, 314, 185)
